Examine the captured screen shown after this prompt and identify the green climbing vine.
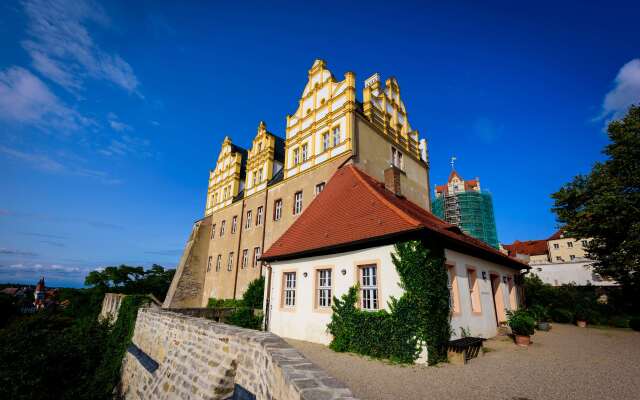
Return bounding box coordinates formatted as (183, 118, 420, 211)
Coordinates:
(327, 240, 450, 365)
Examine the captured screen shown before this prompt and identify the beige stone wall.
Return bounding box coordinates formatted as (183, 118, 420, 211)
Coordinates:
(120, 308, 356, 400)
(353, 116, 430, 210)
(547, 237, 590, 263)
(99, 293, 126, 322)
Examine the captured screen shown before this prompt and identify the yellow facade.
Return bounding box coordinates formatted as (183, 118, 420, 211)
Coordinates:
(165, 59, 432, 308)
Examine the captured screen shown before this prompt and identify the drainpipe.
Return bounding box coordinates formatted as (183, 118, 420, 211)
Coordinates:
(263, 262, 272, 331)
(259, 187, 269, 277)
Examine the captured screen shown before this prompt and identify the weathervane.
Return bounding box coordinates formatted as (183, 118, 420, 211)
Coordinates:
(450, 156, 457, 170)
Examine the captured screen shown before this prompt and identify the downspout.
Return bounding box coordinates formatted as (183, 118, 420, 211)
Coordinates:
(263, 262, 272, 331)
(259, 187, 269, 277)
(232, 199, 246, 299)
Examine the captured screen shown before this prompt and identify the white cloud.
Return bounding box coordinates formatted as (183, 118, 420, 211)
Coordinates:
(599, 58, 640, 123)
(21, 0, 140, 95)
(0, 145, 122, 184)
(3, 263, 81, 273)
(107, 112, 132, 132)
(0, 66, 92, 130)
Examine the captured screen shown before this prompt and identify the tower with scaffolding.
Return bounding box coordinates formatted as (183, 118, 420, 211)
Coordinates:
(432, 159, 499, 249)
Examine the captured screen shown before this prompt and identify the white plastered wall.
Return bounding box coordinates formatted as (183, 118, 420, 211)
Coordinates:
(266, 245, 523, 345)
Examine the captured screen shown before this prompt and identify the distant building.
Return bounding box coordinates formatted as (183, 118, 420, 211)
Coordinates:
(503, 231, 616, 286)
(34, 277, 46, 310)
(432, 170, 499, 249)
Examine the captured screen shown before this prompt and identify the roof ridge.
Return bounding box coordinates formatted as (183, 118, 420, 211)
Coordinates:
(348, 165, 422, 227)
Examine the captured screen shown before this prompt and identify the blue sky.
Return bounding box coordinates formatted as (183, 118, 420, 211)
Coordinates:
(1, 0, 639, 287)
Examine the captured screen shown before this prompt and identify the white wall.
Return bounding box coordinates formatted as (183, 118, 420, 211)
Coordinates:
(265, 245, 523, 345)
(529, 261, 617, 286)
(445, 249, 521, 339)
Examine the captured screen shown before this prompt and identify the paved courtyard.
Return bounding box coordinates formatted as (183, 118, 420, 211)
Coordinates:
(287, 324, 640, 400)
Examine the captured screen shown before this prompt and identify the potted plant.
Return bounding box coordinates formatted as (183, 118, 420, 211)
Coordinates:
(506, 309, 535, 346)
(530, 305, 551, 331)
(575, 304, 589, 328)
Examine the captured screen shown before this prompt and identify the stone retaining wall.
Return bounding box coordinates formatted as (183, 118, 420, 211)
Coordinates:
(120, 308, 357, 400)
(99, 293, 126, 322)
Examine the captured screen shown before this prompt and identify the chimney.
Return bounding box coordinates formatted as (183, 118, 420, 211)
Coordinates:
(384, 166, 402, 196)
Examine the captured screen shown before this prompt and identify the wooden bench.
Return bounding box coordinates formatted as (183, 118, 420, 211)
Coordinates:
(447, 337, 485, 364)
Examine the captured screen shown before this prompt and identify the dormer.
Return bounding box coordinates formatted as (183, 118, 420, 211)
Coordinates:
(284, 59, 357, 179)
(362, 73, 422, 160)
(245, 121, 285, 196)
(205, 137, 247, 215)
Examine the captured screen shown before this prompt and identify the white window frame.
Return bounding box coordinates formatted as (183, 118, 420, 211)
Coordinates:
(227, 252, 234, 271)
(216, 255, 222, 271)
(253, 247, 261, 268)
(220, 220, 226, 236)
(231, 216, 237, 234)
(322, 132, 330, 151)
(245, 210, 252, 229)
(274, 199, 282, 221)
(359, 265, 378, 310)
(315, 182, 325, 195)
(293, 148, 300, 165)
(283, 272, 296, 307)
(317, 269, 332, 308)
(242, 249, 248, 269)
(332, 126, 340, 147)
(211, 224, 216, 239)
(568, 242, 573, 248)
(302, 143, 308, 161)
(207, 256, 212, 272)
(293, 191, 303, 215)
(256, 206, 264, 226)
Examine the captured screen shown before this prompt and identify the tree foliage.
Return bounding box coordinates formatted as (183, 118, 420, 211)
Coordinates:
(552, 105, 640, 304)
(328, 240, 450, 365)
(84, 264, 175, 301)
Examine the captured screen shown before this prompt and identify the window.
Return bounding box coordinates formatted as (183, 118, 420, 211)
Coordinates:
(231, 216, 238, 233)
(447, 265, 460, 314)
(553, 243, 559, 249)
(241, 249, 248, 269)
(317, 269, 332, 308)
(216, 255, 222, 271)
(293, 148, 300, 165)
(467, 269, 482, 313)
(581, 240, 588, 247)
(332, 126, 340, 146)
(253, 171, 258, 186)
(257, 168, 263, 183)
(556, 256, 562, 261)
(245, 210, 252, 229)
(253, 247, 261, 268)
(207, 256, 212, 272)
(283, 272, 296, 307)
(315, 182, 325, 195)
(273, 199, 282, 221)
(568, 242, 573, 248)
(293, 191, 303, 215)
(256, 206, 264, 226)
(301, 143, 308, 161)
(359, 265, 378, 310)
(227, 252, 234, 271)
(211, 224, 216, 239)
(220, 220, 226, 236)
(322, 132, 330, 151)
(391, 147, 403, 169)
(570, 255, 576, 260)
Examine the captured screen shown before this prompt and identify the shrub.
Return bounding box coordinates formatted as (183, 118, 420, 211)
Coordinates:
(629, 317, 640, 331)
(529, 304, 549, 323)
(550, 308, 574, 323)
(207, 298, 244, 308)
(242, 276, 265, 308)
(507, 309, 535, 336)
(609, 316, 630, 328)
(226, 307, 262, 330)
(574, 303, 592, 322)
(328, 241, 449, 365)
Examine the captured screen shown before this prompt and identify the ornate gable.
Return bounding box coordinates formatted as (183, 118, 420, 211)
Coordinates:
(362, 74, 421, 160)
(205, 137, 246, 215)
(284, 59, 356, 179)
(245, 121, 284, 196)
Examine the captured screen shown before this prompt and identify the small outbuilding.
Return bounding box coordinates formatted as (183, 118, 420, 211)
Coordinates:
(261, 164, 528, 345)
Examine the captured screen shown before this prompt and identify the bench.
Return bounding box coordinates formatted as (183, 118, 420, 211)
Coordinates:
(447, 337, 486, 364)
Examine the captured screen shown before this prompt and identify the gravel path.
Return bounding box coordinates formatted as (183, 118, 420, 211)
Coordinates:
(286, 324, 640, 400)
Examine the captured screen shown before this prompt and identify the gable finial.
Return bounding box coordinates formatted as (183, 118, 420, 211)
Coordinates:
(450, 156, 457, 170)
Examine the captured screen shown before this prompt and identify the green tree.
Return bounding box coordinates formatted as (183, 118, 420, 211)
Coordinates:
(552, 105, 640, 306)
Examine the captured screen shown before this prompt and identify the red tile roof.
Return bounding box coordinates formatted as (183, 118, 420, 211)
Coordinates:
(262, 165, 527, 270)
(503, 239, 548, 257)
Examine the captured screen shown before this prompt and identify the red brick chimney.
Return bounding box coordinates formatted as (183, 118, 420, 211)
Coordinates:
(384, 166, 402, 196)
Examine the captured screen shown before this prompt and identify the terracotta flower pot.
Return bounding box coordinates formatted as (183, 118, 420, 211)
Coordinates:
(514, 334, 531, 346)
(577, 320, 587, 328)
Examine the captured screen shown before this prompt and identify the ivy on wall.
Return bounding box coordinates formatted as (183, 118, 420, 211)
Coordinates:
(327, 240, 450, 365)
